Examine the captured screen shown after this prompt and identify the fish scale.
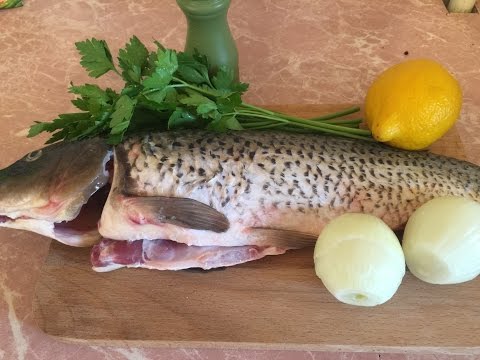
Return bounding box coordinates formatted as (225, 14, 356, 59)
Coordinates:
(97, 130, 480, 249)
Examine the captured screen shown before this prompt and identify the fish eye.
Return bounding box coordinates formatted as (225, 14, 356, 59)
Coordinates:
(25, 150, 43, 162)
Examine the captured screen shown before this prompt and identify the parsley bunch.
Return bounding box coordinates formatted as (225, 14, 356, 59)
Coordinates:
(28, 36, 372, 144)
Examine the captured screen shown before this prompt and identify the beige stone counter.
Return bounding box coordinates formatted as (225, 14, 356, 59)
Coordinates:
(0, 0, 479, 359)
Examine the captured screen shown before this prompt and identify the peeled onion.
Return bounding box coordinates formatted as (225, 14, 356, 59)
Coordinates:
(402, 196, 480, 285)
(314, 213, 405, 306)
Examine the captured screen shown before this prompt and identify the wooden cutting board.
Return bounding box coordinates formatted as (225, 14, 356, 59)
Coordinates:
(32, 105, 479, 355)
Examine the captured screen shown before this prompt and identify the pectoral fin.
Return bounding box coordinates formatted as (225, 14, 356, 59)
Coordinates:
(251, 228, 317, 249)
(125, 196, 230, 233)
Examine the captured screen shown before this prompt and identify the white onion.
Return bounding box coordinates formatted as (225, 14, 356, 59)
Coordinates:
(403, 196, 480, 285)
(314, 213, 405, 306)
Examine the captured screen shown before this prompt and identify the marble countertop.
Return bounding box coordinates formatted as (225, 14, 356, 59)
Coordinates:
(0, 0, 479, 359)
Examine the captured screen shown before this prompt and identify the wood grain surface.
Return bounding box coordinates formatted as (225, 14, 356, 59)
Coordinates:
(32, 105, 478, 355)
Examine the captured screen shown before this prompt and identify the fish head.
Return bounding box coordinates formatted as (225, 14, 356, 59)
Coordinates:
(0, 138, 112, 246)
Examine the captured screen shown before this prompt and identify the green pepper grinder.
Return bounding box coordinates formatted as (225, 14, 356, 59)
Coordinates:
(176, 0, 239, 80)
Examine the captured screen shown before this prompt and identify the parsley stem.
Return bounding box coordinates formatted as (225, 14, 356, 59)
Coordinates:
(239, 103, 361, 122)
(309, 106, 361, 121)
(240, 103, 276, 115)
(172, 77, 220, 97)
(236, 111, 290, 123)
(274, 126, 310, 134)
(235, 108, 371, 137)
(243, 123, 287, 130)
(239, 113, 362, 127)
(330, 123, 359, 128)
(238, 109, 371, 136)
(290, 117, 371, 135)
(321, 118, 363, 125)
(241, 120, 277, 128)
(282, 125, 374, 141)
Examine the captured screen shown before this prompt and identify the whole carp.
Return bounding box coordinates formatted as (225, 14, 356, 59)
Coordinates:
(0, 131, 477, 271)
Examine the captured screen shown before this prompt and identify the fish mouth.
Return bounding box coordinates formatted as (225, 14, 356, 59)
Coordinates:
(0, 185, 111, 247)
(52, 184, 111, 245)
(0, 156, 113, 247)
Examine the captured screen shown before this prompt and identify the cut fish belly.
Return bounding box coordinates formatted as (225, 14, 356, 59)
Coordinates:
(91, 238, 286, 272)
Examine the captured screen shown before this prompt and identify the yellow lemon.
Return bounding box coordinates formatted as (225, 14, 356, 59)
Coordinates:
(365, 59, 462, 150)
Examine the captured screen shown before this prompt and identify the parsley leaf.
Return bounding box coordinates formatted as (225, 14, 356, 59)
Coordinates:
(176, 52, 211, 85)
(75, 38, 117, 78)
(179, 90, 219, 119)
(69, 84, 116, 114)
(28, 122, 51, 138)
(109, 95, 136, 142)
(142, 73, 170, 90)
(155, 48, 179, 77)
(192, 50, 209, 69)
(217, 93, 242, 113)
(197, 102, 218, 117)
(143, 48, 178, 90)
(118, 36, 149, 84)
(143, 87, 177, 110)
(179, 91, 212, 107)
(121, 85, 143, 98)
(143, 51, 158, 77)
(207, 115, 243, 131)
(176, 64, 207, 85)
(213, 66, 249, 95)
(28, 113, 93, 143)
(168, 107, 201, 130)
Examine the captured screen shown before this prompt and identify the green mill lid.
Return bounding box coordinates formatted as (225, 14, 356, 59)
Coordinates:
(176, 0, 231, 17)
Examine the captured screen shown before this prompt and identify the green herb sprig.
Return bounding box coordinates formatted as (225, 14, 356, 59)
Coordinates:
(0, 0, 23, 9)
(28, 36, 372, 144)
